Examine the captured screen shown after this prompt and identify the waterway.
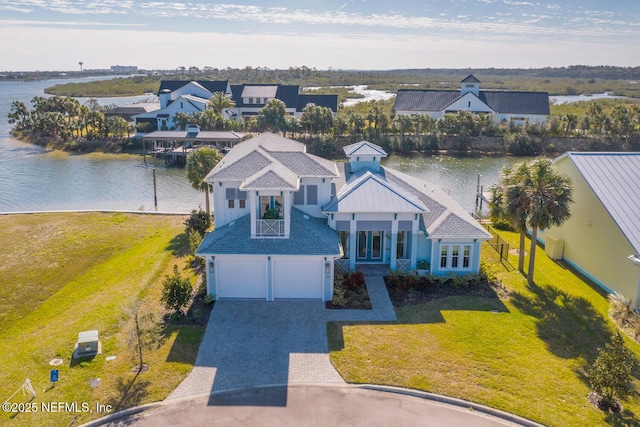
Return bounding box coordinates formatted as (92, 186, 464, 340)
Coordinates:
(0, 77, 520, 214)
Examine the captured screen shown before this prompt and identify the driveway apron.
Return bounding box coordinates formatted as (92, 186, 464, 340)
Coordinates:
(168, 299, 345, 400)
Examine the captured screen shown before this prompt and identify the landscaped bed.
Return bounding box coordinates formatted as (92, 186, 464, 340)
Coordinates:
(384, 264, 508, 307)
(0, 212, 210, 427)
(328, 234, 640, 427)
(326, 270, 372, 310)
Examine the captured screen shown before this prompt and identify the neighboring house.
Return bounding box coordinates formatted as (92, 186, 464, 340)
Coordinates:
(228, 84, 338, 121)
(539, 152, 640, 305)
(196, 133, 491, 301)
(105, 103, 159, 122)
(134, 80, 338, 131)
(393, 75, 550, 125)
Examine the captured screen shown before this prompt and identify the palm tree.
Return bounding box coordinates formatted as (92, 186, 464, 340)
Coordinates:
(186, 148, 222, 216)
(525, 159, 573, 284)
(490, 161, 531, 272)
(490, 159, 572, 283)
(256, 99, 286, 133)
(207, 91, 235, 116)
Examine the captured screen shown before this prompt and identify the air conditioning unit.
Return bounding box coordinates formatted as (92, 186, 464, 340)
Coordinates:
(545, 236, 564, 260)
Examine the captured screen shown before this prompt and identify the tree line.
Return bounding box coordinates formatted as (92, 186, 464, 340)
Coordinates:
(8, 96, 136, 150)
(9, 93, 640, 155)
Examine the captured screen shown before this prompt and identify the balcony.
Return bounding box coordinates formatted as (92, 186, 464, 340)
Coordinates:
(256, 219, 285, 237)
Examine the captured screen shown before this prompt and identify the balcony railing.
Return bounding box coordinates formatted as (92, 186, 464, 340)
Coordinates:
(256, 219, 285, 237)
(335, 258, 350, 273)
(396, 258, 411, 271)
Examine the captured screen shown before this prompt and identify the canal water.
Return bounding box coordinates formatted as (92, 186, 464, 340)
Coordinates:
(0, 77, 520, 214)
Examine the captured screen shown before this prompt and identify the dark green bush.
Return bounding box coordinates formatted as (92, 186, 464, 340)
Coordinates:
(184, 209, 212, 237)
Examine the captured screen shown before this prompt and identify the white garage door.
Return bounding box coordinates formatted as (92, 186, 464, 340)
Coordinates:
(217, 258, 267, 299)
(274, 258, 323, 299)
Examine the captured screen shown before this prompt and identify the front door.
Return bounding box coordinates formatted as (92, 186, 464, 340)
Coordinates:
(357, 231, 383, 262)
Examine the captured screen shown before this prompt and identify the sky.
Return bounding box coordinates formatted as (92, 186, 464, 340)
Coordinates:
(1, 0, 639, 71)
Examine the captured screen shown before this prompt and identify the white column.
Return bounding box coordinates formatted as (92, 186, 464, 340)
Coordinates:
(349, 217, 357, 271)
(283, 192, 290, 238)
(390, 219, 398, 270)
(250, 192, 257, 237)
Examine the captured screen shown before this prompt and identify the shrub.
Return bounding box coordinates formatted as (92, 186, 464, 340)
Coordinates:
(184, 209, 211, 237)
(589, 332, 635, 411)
(188, 229, 204, 255)
(161, 265, 193, 315)
(608, 292, 636, 327)
(345, 271, 365, 289)
(447, 273, 470, 289)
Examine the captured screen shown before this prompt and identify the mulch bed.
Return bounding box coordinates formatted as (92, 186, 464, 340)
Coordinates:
(384, 276, 507, 307)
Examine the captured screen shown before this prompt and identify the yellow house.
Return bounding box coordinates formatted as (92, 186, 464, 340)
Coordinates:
(539, 152, 640, 305)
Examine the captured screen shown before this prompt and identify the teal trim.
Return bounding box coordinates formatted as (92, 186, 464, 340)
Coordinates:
(562, 256, 614, 295)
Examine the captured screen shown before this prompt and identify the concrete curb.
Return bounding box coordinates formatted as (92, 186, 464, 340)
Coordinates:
(358, 384, 547, 427)
(78, 383, 547, 427)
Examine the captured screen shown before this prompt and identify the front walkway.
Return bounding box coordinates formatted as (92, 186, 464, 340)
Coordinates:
(168, 269, 395, 400)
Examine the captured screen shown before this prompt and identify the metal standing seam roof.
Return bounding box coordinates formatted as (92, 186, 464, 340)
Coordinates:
(343, 141, 388, 158)
(562, 152, 640, 254)
(241, 85, 279, 99)
(196, 207, 341, 256)
(325, 162, 491, 240)
(142, 130, 246, 142)
(296, 94, 339, 113)
(157, 80, 229, 95)
(393, 89, 550, 115)
(323, 169, 428, 213)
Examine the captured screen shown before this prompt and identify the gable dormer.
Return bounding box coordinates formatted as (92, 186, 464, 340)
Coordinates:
(343, 141, 387, 173)
(461, 75, 480, 97)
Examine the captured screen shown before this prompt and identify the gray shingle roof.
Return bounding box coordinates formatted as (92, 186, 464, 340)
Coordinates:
(562, 152, 640, 254)
(380, 167, 491, 239)
(394, 89, 550, 116)
(196, 207, 341, 256)
(206, 133, 338, 189)
(269, 151, 338, 177)
(242, 169, 298, 190)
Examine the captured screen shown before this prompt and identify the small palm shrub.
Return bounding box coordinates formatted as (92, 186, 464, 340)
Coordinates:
(608, 292, 636, 327)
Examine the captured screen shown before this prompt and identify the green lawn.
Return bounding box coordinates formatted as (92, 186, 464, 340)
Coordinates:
(328, 230, 640, 427)
(0, 213, 206, 427)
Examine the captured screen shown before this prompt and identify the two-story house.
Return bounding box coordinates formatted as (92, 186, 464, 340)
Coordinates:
(196, 133, 491, 301)
(133, 80, 338, 131)
(393, 75, 550, 125)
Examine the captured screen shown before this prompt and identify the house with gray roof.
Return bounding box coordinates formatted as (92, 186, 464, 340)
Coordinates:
(539, 152, 640, 305)
(196, 133, 491, 301)
(134, 80, 338, 131)
(393, 75, 550, 126)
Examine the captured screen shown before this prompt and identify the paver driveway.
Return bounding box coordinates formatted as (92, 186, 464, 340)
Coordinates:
(168, 299, 345, 401)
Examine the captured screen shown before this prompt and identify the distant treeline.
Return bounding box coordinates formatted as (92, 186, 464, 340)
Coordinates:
(41, 65, 640, 98)
(384, 65, 640, 80)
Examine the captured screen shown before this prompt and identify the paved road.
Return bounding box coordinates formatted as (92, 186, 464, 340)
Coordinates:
(97, 384, 543, 427)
